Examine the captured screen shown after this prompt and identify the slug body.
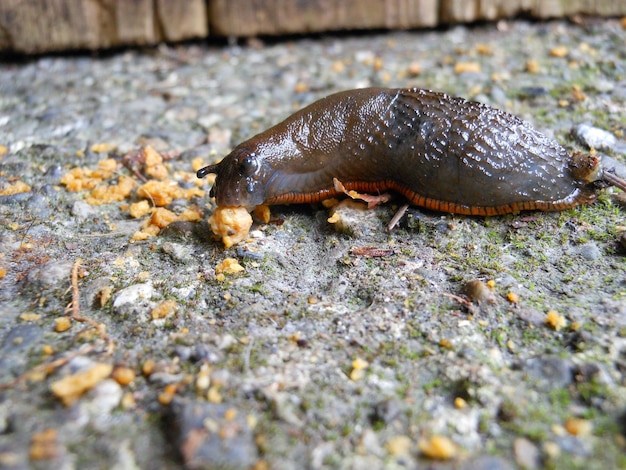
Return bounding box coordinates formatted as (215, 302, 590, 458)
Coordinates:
(198, 87, 601, 215)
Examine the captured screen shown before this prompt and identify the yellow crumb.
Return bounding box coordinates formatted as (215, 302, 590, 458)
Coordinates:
(253, 205, 271, 223)
(506, 292, 519, 304)
(20, 312, 41, 322)
(179, 207, 202, 222)
(215, 258, 245, 275)
(419, 435, 457, 460)
(545, 310, 566, 331)
(454, 397, 467, 409)
(526, 59, 540, 74)
(50, 363, 113, 406)
(142, 359, 155, 376)
(550, 46, 568, 58)
(454, 62, 481, 74)
(149, 207, 178, 229)
(111, 366, 136, 386)
(151, 300, 178, 320)
(209, 206, 253, 248)
(564, 417, 592, 437)
(129, 200, 151, 218)
(0, 180, 31, 196)
(86, 175, 136, 205)
(90, 143, 116, 153)
(54, 317, 72, 332)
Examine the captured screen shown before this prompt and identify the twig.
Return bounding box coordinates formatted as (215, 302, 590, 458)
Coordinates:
(387, 204, 409, 231)
(69, 258, 81, 318)
(65, 258, 115, 355)
(119, 148, 148, 183)
(242, 337, 255, 374)
(443, 292, 479, 316)
(0, 259, 118, 391)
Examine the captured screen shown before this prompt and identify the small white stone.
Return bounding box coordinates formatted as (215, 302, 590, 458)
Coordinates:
(573, 123, 617, 151)
(71, 200, 97, 220)
(112, 283, 154, 308)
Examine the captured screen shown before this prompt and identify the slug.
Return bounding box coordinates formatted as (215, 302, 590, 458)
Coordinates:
(197, 87, 625, 218)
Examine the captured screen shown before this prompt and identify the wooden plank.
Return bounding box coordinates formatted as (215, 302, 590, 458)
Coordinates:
(208, 0, 439, 36)
(210, 0, 626, 36)
(0, 0, 625, 53)
(440, 0, 626, 22)
(0, 0, 207, 54)
(156, 0, 208, 42)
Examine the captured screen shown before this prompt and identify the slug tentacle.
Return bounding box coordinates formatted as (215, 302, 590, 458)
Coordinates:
(197, 87, 620, 217)
(197, 163, 220, 179)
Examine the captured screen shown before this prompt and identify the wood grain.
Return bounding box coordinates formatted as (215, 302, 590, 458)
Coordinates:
(0, 0, 624, 53)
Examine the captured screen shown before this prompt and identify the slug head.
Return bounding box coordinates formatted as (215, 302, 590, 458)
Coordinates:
(196, 148, 268, 210)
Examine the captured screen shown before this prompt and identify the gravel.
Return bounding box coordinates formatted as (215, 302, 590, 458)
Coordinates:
(1, 18, 626, 469)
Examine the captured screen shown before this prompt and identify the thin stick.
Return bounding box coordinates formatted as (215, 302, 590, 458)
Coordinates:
(65, 259, 115, 355)
(0, 262, 116, 390)
(69, 258, 82, 318)
(387, 204, 409, 231)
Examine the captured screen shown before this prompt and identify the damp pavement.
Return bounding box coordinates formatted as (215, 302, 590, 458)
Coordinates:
(1, 18, 626, 469)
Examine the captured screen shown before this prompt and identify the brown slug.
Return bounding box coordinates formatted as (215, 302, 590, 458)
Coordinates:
(197, 87, 625, 216)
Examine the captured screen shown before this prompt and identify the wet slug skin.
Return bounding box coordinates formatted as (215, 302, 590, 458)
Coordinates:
(198, 87, 618, 216)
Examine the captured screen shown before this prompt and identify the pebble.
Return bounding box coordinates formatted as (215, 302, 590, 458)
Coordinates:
(464, 279, 496, 304)
(168, 400, 258, 469)
(523, 356, 573, 391)
(161, 242, 192, 262)
(25, 260, 74, 289)
(175, 343, 222, 363)
(572, 123, 617, 151)
(0, 192, 30, 204)
(0, 324, 43, 355)
(371, 399, 402, 425)
(489, 86, 508, 105)
(327, 199, 383, 237)
(112, 283, 155, 308)
(83, 379, 123, 417)
(460, 455, 517, 470)
(0, 324, 44, 378)
(553, 434, 592, 457)
(42, 164, 64, 183)
(71, 200, 98, 220)
(513, 437, 540, 469)
(24, 193, 51, 218)
(236, 245, 265, 260)
(112, 283, 156, 318)
(515, 307, 546, 325)
(572, 242, 601, 261)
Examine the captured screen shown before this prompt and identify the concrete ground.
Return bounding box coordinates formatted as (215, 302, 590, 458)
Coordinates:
(1, 18, 626, 469)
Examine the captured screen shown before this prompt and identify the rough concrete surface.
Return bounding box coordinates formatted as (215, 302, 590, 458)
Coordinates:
(1, 18, 626, 469)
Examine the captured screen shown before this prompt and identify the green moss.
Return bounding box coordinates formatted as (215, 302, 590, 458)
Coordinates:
(423, 378, 443, 394)
(576, 380, 610, 406)
(548, 388, 572, 409)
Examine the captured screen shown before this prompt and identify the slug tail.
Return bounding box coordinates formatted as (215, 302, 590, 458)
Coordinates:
(602, 170, 626, 193)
